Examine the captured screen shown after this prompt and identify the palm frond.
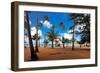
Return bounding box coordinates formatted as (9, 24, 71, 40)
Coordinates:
(44, 15, 49, 21)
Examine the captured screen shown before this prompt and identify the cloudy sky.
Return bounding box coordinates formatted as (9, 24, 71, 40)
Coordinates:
(25, 11, 82, 44)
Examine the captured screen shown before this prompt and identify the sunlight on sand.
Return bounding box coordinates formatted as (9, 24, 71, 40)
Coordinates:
(24, 46, 90, 61)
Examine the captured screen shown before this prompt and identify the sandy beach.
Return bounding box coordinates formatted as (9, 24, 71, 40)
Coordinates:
(24, 46, 90, 61)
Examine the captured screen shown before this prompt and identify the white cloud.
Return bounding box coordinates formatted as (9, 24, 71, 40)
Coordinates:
(31, 27, 42, 37)
(64, 33, 72, 40)
(57, 36, 62, 40)
(68, 29, 73, 33)
(75, 24, 85, 32)
(24, 27, 43, 47)
(40, 20, 43, 24)
(43, 20, 52, 28)
(68, 24, 85, 33)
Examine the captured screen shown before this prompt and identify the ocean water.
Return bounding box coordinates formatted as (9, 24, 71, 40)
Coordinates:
(24, 42, 80, 48)
(38, 43, 79, 47)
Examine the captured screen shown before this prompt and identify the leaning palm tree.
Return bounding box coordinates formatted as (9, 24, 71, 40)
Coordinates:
(35, 15, 49, 52)
(35, 16, 39, 52)
(25, 11, 38, 61)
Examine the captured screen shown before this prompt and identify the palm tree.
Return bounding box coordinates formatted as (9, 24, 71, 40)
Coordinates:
(25, 11, 38, 61)
(38, 36, 41, 47)
(69, 13, 90, 50)
(43, 40, 49, 47)
(65, 38, 70, 47)
(61, 37, 66, 48)
(32, 34, 41, 50)
(69, 14, 77, 50)
(35, 15, 49, 52)
(69, 13, 84, 50)
(46, 25, 59, 48)
(77, 41, 82, 48)
(44, 15, 49, 21)
(60, 22, 65, 30)
(80, 14, 90, 43)
(59, 22, 66, 48)
(72, 26, 75, 50)
(35, 16, 39, 52)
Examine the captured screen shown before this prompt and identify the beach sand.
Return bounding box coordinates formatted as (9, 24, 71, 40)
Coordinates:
(24, 46, 90, 61)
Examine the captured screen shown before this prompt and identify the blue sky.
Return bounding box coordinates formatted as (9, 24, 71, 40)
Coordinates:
(26, 11, 81, 41)
(29, 11, 74, 32)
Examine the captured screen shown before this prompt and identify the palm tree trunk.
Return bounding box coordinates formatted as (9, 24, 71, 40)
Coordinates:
(72, 26, 75, 50)
(26, 12, 38, 61)
(63, 43, 65, 48)
(35, 16, 39, 52)
(52, 40, 54, 48)
(39, 40, 40, 47)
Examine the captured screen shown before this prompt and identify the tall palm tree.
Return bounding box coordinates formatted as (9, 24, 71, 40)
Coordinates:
(60, 22, 66, 48)
(80, 14, 90, 43)
(35, 15, 49, 52)
(69, 13, 90, 50)
(46, 25, 59, 48)
(69, 13, 84, 50)
(35, 16, 39, 52)
(25, 11, 38, 61)
(72, 26, 75, 50)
